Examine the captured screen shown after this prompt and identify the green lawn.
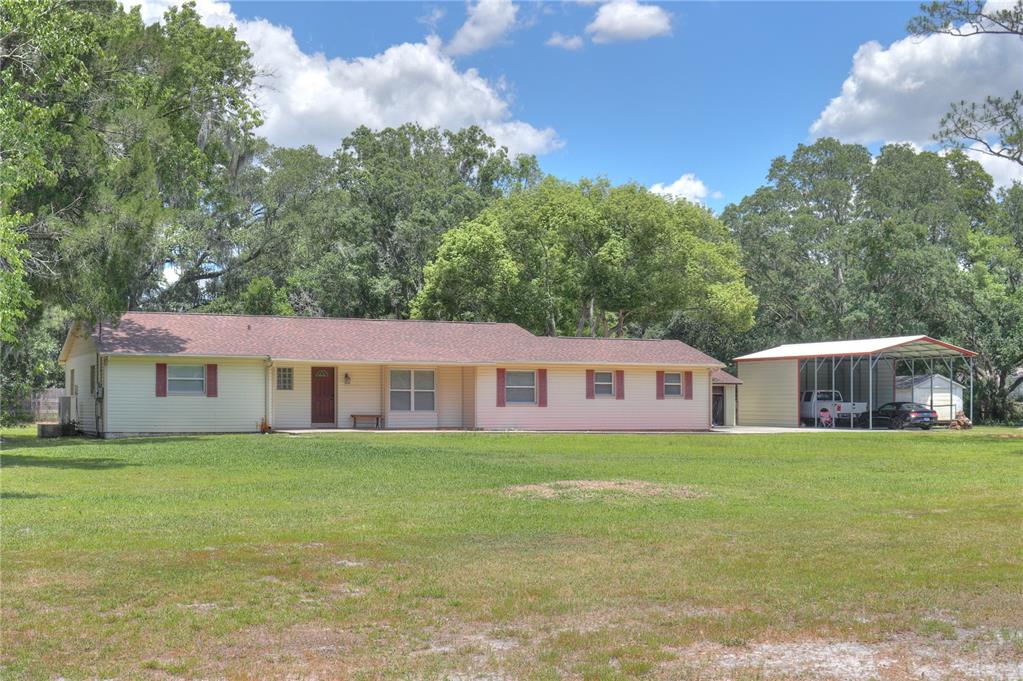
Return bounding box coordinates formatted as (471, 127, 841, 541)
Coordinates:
(2, 427, 1022, 679)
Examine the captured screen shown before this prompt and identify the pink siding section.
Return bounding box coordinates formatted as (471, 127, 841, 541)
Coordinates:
(476, 366, 711, 431)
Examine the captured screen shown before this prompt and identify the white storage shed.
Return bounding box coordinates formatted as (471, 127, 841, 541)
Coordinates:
(895, 375, 964, 422)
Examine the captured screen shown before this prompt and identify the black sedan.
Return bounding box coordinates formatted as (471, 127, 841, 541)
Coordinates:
(858, 402, 939, 430)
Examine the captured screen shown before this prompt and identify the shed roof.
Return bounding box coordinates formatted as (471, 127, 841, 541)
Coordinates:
(734, 335, 975, 362)
(711, 369, 742, 385)
(69, 312, 723, 367)
(895, 375, 965, 390)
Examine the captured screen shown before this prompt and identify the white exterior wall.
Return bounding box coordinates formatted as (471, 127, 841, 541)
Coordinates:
(723, 384, 737, 427)
(737, 359, 799, 427)
(461, 367, 476, 429)
(340, 365, 382, 428)
(436, 366, 463, 428)
(272, 363, 313, 429)
(475, 366, 712, 431)
(105, 356, 265, 434)
(64, 332, 100, 434)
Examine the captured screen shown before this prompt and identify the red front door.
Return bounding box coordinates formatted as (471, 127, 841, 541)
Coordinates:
(311, 367, 335, 425)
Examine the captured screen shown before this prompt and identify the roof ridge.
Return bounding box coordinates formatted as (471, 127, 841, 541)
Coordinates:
(119, 311, 521, 327)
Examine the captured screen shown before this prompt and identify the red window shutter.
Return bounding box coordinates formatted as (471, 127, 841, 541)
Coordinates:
(585, 369, 595, 399)
(538, 369, 548, 407)
(684, 371, 694, 400)
(206, 364, 218, 397)
(615, 370, 625, 400)
(656, 371, 665, 400)
(496, 368, 506, 407)
(156, 363, 167, 397)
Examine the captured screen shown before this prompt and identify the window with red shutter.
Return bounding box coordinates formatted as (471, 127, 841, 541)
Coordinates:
(496, 368, 506, 407)
(684, 371, 694, 400)
(537, 369, 547, 407)
(614, 370, 625, 400)
(585, 369, 595, 399)
(656, 371, 665, 400)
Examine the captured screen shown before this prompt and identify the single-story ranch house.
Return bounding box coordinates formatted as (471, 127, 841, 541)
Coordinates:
(59, 312, 737, 437)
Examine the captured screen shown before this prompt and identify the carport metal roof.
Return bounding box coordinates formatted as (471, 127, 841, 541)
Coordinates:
(734, 335, 976, 362)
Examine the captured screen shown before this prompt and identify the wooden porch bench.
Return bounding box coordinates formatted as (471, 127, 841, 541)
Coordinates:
(351, 414, 383, 429)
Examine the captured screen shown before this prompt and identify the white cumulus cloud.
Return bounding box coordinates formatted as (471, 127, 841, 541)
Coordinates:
(585, 0, 671, 44)
(122, 0, 560, 157)
(650, 173, 721, 203)
(811, 29, 1023, 186)
(546, 32, 584, 50)
(445, 0, 518, 56)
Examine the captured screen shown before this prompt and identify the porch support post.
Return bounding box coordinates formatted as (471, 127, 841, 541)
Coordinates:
(945, 357, 955, 422)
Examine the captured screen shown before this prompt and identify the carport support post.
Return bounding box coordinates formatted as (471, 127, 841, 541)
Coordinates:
(868, 354, 874, 430)
(969, 357, 974, 422)
(945, 358, 955, 422)
(813, 357, 819, 427)
(849, 356, 854, 430)
(929, 359, 935, 415)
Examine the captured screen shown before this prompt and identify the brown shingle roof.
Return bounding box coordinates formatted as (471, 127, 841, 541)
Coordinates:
(711, 368, 742, 385)
(92, 312, 723, 367)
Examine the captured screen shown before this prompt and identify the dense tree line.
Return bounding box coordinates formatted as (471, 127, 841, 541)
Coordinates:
(2, 0, 1021, 422)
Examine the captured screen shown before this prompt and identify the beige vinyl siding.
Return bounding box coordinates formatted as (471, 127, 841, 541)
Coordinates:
(436, 366, 463, 428)
(272, 364, 312, 429)
(339, 365, 381, 428)
(737, 359, 798, 427)
(475, 366, 711, 431)
(723, 384, 737, 426)
(64, 332, 100, 434)
(461, 366, 476, 429)
(105, 356, 265, 434)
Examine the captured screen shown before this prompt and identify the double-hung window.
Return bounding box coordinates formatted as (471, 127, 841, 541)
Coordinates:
(663, 372, 683, 397)
(167, 365, 205, 395)
(276, 367, 294, 390)
(390, 369, 435, 412)
(594, 371, 614, 397)
(505, 370, 536, 404)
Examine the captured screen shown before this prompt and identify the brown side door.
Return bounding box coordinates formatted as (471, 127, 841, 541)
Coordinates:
(311, 367, 336, 425)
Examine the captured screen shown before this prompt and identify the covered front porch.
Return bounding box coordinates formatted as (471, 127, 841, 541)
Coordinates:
(267, 362, 477, 431)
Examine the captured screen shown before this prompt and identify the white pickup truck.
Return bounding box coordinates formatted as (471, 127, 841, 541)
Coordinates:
(799, 390, 868, 425)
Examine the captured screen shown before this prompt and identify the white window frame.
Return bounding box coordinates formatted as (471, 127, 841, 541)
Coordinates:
(389, 369, 436, 412)
(664, 372, 683, 398)
(505, 370, 537, 405)
(167, 364, 206, 396)
(276, 367, 294, 390)
(594, 370, 614, 397)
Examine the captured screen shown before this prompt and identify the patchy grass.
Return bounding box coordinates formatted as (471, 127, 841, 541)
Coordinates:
(1, 426, 1021, 679)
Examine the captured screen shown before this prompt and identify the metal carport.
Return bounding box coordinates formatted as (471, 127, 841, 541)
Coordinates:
(734, 336, 976, 429)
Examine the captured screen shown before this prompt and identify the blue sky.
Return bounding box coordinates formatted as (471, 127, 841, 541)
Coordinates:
(135, 0, 1023, 211)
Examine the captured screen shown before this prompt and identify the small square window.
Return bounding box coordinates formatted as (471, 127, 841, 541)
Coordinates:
(276, 367, 294, 390)
(664, 372, 683, 397)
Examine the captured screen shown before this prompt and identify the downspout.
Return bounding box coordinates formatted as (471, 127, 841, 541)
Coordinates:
(264, 357, 272, 432)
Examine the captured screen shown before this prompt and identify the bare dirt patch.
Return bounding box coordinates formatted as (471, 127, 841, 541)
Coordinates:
(665, 636, 1023, 681)
(502, 479, 708, 501)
